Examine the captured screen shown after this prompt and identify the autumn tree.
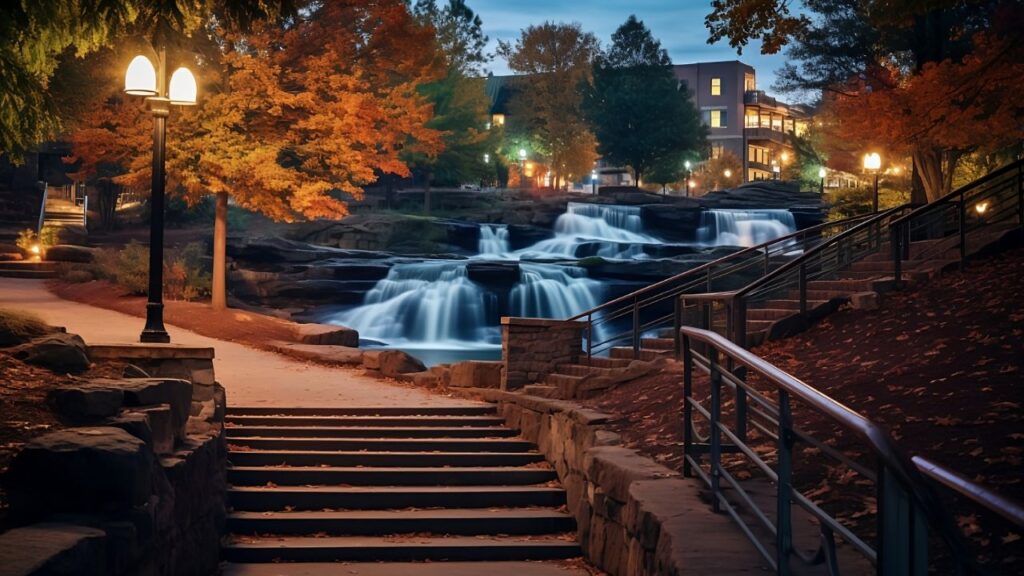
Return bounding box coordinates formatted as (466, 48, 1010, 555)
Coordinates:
(496, 22, 600, 190)
(705, 0, 1024, 202)
(67, 1, 444, 309)
(0, 1, 293, 160)
(410, 0, 497, 211)
(583, 15, 706, 187)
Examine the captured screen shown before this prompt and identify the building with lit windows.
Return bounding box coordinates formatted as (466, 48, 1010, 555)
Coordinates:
(672, 61, 811, 182)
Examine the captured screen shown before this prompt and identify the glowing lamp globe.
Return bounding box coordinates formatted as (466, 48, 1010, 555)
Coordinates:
(168, 68, 198, 105)
(125, 55, 157, 96)
(863, 152, 881, 171)
(819, 167, 827, 178)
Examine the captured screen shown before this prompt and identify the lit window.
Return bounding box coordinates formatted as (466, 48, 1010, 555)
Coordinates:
(710, 109, 726, 128)
(711, 144, 724, 159)
(711, 78, 721, 96)
(491, 113, 505, 126)
(744, 74, 756, 92)
(745, 110, 758, 127)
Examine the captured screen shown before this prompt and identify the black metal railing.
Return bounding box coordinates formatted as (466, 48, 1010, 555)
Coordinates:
(890, 159, 1024, 284)
(682, 206, 913, 346)
(564, 213, 877, 361)
(681, 326, 1023, 575)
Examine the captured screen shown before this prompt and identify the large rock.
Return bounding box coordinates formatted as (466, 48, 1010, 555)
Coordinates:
(449, 360, 503, 388)
(4, 427, 152, 516)
(10, 333, 90, 373)
(362, 349, 426, 377)
(88, 378, 193, 442)
(0, 522, 108, 576)
(293, 323, 359, 347)
(48, 384, 124, 424)
(46, 244, 100, 263)
(466, 261, 520, 286)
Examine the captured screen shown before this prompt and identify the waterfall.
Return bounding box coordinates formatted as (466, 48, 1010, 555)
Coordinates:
(516, 202, 657, 260)
(478, 224, 510, 256)
(510, 264, 601, 318)
(697, 209, 796, 247)
(331, 261, 499, 346)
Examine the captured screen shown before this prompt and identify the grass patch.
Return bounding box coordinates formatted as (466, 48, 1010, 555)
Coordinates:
(0, 308, 51, 346)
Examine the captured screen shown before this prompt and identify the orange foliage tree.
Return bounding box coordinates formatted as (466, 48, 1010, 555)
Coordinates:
(66, 0, 444, 308)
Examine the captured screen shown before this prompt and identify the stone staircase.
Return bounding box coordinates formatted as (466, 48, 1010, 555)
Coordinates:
(221, 405, 582, 569)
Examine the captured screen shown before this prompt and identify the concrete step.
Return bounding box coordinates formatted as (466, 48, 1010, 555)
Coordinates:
(552, 364, 615, 378)
(542, 373, 583, 388)
(757, 299, 829, 311)
(225, 426, 519, 439)
(228, 450, 544, 468)
(221, 561, 588, 576)
(521, 385, 560, 398)
(805, 279, 878, 291)
(609, 347, 670, 361)
(0, 268, 56, 279)
(639, 337, 674, 351)
(227, 406, 496, 417)
(227, 437, 534, 453)
(848, 260, 896, 273)
(745, 308, 793, 321)
(585, 357, 632, 369)
(226, 509, 575, 536)
(783, 289, 851, 301)
(228, 485, 567, 511)
(221, 535, 581, 563)
(227, 466, 557, 487)
(225, 415, 507, 428)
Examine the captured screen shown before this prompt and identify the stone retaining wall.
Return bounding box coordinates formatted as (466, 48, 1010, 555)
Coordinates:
(0, 344, 227, 576)
(501, 317, 584, 390)
(463, 388, 758, 576)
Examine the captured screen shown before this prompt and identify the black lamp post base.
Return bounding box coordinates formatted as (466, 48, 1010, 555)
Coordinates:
(140, 302, 170, 343)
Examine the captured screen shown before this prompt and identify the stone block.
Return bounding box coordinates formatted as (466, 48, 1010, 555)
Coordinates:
(110, 378, 193, 442)
(361, 349, 426, 377)
(449, 360, 503, 388)
(106, 412, 153, 451)
(850, 291, 878, 310)
(0, 522, 107, 576)
(135, 404, 175, 455)
(293, 323, 359, 347)
(585, 446, 680, 504)
(4, 427, 152, 517)
(48, 385, 124, 424)
(10, 333, 90, 373)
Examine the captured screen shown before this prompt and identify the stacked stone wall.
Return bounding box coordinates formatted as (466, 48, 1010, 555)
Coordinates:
(501, 317, 584, 390)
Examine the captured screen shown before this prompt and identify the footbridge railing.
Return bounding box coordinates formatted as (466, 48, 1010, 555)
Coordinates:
(566, 213, 878, 361)
(681, 326, 1024, 575)
(890, 159, 1024, 284)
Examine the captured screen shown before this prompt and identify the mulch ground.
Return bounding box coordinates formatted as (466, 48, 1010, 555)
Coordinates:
(49, 280, 299, 350)
(585, 246, 1024, 572)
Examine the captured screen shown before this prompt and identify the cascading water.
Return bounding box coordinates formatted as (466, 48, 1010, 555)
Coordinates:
(510, 264, 600, 318)
(697, 209, 796, 247)
(478, 224, 510, 256)
(517, 202, 658, 259)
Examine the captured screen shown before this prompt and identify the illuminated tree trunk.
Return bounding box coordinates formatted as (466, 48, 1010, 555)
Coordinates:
(212, 191, 228, 310)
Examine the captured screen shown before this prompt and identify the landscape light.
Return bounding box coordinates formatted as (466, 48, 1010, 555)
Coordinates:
(975, 201, 989, 215)
(30, 244, 40, 255)
(723, 169, 732, 178)
(483, 153, 490, 164)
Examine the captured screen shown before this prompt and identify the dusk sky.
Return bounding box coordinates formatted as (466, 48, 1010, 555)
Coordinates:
(472, 0, 792, 97)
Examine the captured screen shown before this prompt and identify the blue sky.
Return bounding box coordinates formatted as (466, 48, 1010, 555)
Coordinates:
(471, 0, 790, 96)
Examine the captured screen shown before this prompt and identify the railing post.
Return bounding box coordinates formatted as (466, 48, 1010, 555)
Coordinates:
(709, 347, 722, 513)
(958, 198, 967, 270)
(732, 297, 747, 349)
(891, 225, 902, 289)
(798, 264, 807, 316)
(586, 312, 593, 365)
(764, 249, 770, 276)
(776, 389, 794, 576)
(682, 334, 693, 477)
(632, 295, 640, 360)
(877, 464, 929, 576)
(673, 297, 682, 358)
(706, 266, 712, 291)
(37, 182, 48, 233)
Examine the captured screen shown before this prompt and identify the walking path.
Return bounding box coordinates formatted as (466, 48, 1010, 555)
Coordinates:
(0, 278, 478, 408)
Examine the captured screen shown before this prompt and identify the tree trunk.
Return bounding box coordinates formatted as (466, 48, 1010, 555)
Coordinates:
(913, 148, 947, 202)
(911, 163, 928, 204)
(212, 191, 228, 311)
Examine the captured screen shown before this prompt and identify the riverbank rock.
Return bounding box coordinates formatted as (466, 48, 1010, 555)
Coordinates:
(362, 349, 426, 377)
(466, 261, 520, 286)
(10, 332, 90, 373)
(48, 384, 125, 424)
(293, 323, 359, 347)
(0, 523, 108, 576)
(449, 361, 503, 388)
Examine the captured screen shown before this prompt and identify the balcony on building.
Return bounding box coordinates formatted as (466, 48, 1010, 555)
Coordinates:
(743, 90, 808, 145)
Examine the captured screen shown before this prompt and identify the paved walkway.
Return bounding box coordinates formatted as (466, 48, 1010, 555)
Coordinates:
(0, 278, 479, 408)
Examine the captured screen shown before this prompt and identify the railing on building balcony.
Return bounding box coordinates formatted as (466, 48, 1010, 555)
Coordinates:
(744, 127, 793, 145)
(745, 90, 779, 107)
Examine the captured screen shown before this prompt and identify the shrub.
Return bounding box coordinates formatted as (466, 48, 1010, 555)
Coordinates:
(63, 268, 95, 283)
(116, 241, 150, 295)
(15, 226, 64, 258)
(164, 242, 211, 301)
(0, 308, 51, 346)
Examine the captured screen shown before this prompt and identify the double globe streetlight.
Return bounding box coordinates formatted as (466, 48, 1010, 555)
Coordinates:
(124, 51, 197, 343)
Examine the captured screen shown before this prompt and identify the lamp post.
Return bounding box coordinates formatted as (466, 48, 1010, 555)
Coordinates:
(684, 160, 692, 197)
(771, 161, 780, 181)
(818, 166, 827, 195)
(124, 50, 197, 343)
(863, 152, 882, 213)
(518, 148, 527, 190)
(591, 170, 598, 194)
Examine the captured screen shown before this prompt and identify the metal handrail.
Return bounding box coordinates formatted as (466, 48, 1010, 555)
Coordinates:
(889, 159, 1023, 228)
(680, 326, 1021, 575)
(567, 213, 873, 321)
(36, 181, 48, 233)
(735, 205, 910, 300)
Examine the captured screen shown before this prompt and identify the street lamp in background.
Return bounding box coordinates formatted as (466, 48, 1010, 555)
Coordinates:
(591, 170, 598, 194)
(684, 160, 692, 197)
(124, 51, 197, 343)
(771, 161, 780, 180)
(518, 148, 527, 190)
(863, 152, 882, 213)
(818, 166, 827, 195)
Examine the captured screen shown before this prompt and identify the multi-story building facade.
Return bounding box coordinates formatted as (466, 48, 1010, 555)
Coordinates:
(672, 61, 811, 182)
